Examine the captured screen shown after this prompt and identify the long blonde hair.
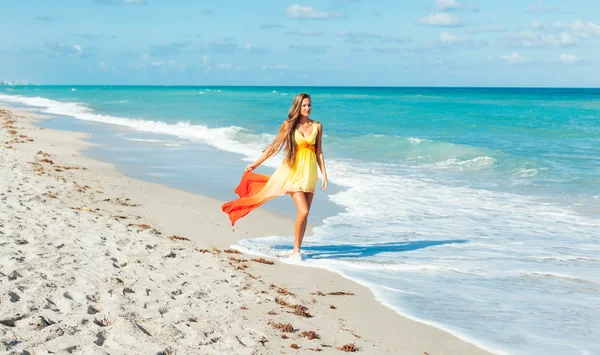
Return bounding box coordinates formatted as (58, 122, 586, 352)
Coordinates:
(265, 92, 311, 167)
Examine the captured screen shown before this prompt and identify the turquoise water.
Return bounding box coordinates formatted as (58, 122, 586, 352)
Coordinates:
(1, 86, 599, 354)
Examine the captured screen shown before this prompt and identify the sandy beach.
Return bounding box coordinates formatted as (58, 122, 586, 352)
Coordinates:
(0, 105, 491, 354)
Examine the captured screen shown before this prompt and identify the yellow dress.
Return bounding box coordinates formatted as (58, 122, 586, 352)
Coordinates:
(222, 121, 319, 225)
(275, 120, 319, 193)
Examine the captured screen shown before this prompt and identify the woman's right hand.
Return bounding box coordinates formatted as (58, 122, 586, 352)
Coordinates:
(245, 163, 258, 172)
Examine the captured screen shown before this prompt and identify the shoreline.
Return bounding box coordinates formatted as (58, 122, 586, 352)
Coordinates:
(0, 103, 492, 354)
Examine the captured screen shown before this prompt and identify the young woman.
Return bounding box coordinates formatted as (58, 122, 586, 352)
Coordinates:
(222, 93, 328, 259)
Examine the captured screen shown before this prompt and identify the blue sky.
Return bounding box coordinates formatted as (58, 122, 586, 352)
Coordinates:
(2, 0, 600, 87)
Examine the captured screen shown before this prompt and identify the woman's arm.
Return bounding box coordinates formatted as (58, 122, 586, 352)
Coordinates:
(246, 146, 276, 171)
(246, 120, 289, 172)
(315, 122, 328, 190)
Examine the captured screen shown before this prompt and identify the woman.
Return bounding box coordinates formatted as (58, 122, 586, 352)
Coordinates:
(222, 93, 328, 259)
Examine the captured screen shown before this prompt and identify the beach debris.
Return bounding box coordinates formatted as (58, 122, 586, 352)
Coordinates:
(277, 287, 294, 296)
(330, 305, 337, 309)
(300, 331, 320, 340)
(327, 291, 354, 296)
(128, 223, 151, 230)
(308, 348, 323, 352)
(291, 305, 312, 318)
(259, 336, 269, 345)
(268, 321, 294, 333)
(275, 297, 291, 308)
(224, 249, 242, 254)
(168, 235, 190, 241)
(94, 317, 115, 327)
(35, 316, 56, 329)
(251, 257, 275, 265)
(67, 224, 75, 228)
(196, 248, 211, 254)
(136, 323, 153, 336)
(275, 297, 313, 318)
(74, 183, 91, 192)
(39, 158, 54, 164)
(268, 310, 278, 315)
(157, 346, 176, 355)
(55, 165, 81, 170)
(103, 197, 139, 207)
(0, 314, 28, 327)
(336, 343, 358, 352)
(240, 305, 248, 310)
(281, 334, 289, 339)
(312, 290, 354, 296)
(290, 343, 300, 349)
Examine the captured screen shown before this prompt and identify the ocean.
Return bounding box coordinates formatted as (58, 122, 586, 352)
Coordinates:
(1, 86, 598, 354)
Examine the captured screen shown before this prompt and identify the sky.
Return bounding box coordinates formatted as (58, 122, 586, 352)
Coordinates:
(1, 0, 600, 87)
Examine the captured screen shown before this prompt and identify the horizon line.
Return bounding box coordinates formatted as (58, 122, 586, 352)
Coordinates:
(1, 83, 600, 90)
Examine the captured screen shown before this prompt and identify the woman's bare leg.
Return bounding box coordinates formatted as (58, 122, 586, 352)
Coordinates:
(290, 192, 310, 253)
(300, 192, 314, 244)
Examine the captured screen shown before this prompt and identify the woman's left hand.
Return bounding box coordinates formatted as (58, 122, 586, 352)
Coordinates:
(321, 178, 328, 190)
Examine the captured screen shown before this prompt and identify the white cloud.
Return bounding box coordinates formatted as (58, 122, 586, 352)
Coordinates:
(46, 42, 84, 56)
(261, 65, 288, 70)
(419, 12, 465, 27)
(434, 0, 477, 12)
(289, 44, 330, 53)
(284, 29, 326, 36)
(437, 32, 472, 46)
(124, 0, 146, 3)
(285, 4, 344, 20)
(502, 20, 600, 49)
(202, 55, 209, 64)
(141, 53, 149, 61)
(502, 52, 524, 65)
(2, 80, 29, 86)
(569, 20, 600, 38)
(527, 0, 565, 14)
(216, 63, 232, 69)
(530, 20, 544, 29)
(501, 29, 576, 48)
(73, 44, 83, 56)
(243, 44, 269, 54)
(338, 30, 410, 43)
(559, 53, 579, 63)
(469, 25, 506, 34)
(151, 60, 186, 71)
